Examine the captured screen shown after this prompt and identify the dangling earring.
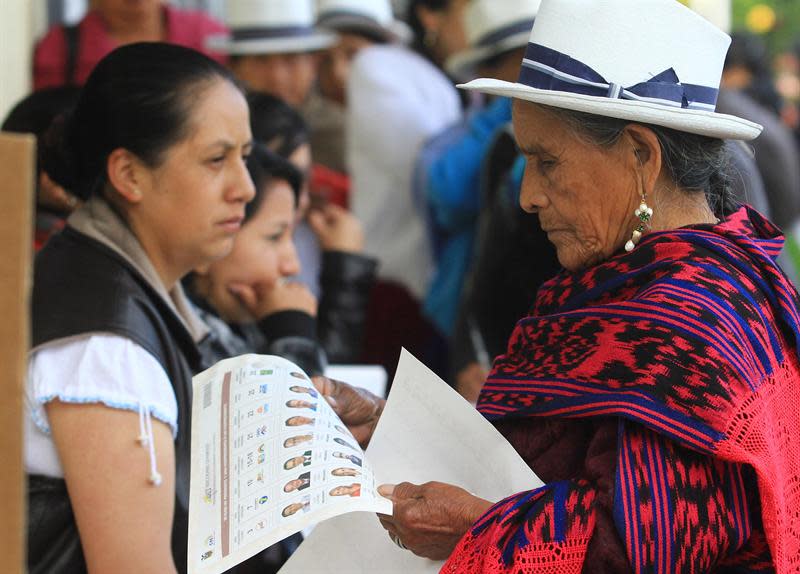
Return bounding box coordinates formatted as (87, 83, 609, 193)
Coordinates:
(625, 195, 653, 252)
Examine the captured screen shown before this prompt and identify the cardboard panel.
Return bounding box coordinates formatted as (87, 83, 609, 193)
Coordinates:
(0, 131, 35, 574)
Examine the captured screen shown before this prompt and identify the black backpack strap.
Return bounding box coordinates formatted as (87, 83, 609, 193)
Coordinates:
(63, 24, 80, 86)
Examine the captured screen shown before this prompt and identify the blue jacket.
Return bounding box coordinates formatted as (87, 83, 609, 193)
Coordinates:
(419, 97, 512, 336)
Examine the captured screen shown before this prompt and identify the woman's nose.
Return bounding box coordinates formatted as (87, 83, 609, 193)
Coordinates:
(281, 241, 301, 277)
(519, 167, 548, 214)
(230, 158, 256, 204)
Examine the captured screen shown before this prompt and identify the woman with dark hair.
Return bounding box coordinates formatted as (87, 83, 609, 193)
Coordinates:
(183, 145, 313, 574)
(315, 1, 800, 571)
(247, 93, 378, 365)
(188, 145, 327, 377)
(26, 43, 253, 573)
(2, 87, 82, 250)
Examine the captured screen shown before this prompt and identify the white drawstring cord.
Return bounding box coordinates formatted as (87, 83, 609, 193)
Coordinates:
(138, 403, 162, 486)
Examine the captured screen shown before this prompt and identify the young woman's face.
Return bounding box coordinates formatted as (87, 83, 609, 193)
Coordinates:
(133, 78, 255, 284)
(200, 180, 299, 322)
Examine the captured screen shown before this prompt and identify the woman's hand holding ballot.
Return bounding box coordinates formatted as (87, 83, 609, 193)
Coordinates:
(312, 376, 495, 560)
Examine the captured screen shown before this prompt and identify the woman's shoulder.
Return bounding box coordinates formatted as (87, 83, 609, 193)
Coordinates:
(28, 333, 178, 436)
(33, 227, 198, 371)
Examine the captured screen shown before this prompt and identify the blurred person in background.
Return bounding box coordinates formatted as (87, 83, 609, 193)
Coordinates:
(305, 0, 410, 175)
(346, 0, 467, 377)
(248, 93, 378, 364)
(209, 0, 334, 108)
(723, 31, 784, 115)
(717, 27, 800, 285)
(417, 0, 541, 374)
(2, 87, 82, 250)
(34, 0, 227, 89)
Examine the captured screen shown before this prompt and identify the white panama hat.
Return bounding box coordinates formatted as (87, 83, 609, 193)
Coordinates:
(446, 0, 542, 80)
(316, 0, 411, 43)
(459, 0, 762, 141)
(207, 0, 336, 56)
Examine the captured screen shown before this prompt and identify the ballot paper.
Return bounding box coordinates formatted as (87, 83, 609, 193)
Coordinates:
(188, 350, 542, 574)
(279, 349, 542, 573)
(187, 355, 392, 574)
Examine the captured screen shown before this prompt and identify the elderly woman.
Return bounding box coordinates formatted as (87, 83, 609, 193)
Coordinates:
(314, 1, 800, 572)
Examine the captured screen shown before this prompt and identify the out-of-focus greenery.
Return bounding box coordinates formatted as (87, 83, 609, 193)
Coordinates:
(734, 0, 800, 53)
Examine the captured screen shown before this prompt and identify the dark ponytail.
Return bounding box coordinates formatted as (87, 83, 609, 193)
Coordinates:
(41, 42, 241, 200)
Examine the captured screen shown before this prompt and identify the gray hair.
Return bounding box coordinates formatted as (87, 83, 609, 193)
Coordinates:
(542, 107, 737, 219)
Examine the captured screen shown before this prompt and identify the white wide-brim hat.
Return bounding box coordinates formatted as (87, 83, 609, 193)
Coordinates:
(459, 0, 762, 141)
(446, 0, 541, 80)
(317, 0, 411, 44)
(207, 0, 336, 55)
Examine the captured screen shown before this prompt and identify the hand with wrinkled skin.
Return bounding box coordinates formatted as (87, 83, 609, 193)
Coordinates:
(377, 482, 493, 561)
(311, 376, 385, 448)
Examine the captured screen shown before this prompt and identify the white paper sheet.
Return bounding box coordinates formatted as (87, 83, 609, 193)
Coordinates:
(279, 349, 543, 573)
(187, 355, 392, 574)
(324, 365, 388, 399)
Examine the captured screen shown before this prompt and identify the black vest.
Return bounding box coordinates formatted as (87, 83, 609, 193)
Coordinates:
(28, 227, 201, 574)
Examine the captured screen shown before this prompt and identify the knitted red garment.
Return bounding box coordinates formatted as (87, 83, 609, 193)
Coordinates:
(444, 207, 800, 573)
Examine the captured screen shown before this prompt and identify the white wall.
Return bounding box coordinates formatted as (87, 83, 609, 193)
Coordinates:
(0, 1, 34, 123)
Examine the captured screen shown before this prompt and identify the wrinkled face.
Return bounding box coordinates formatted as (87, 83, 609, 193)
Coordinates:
(318, 33, 375, 105)
(512, 101, 639, 271)
(198, 179, 297, 323)
(231, 53, 318, 107)
(134, 79, 254, 280)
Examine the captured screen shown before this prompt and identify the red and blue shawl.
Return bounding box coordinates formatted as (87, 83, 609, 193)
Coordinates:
(444, 207, 800, 573)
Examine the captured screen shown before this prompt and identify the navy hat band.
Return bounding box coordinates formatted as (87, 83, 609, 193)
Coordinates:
(518, 43, 719, 111)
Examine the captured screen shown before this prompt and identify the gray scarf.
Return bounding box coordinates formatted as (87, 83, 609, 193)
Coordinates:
(68, 197, 209, 343)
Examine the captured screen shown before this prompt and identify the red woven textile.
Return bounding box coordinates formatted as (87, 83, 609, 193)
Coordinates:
(444, 208, 800, 573)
